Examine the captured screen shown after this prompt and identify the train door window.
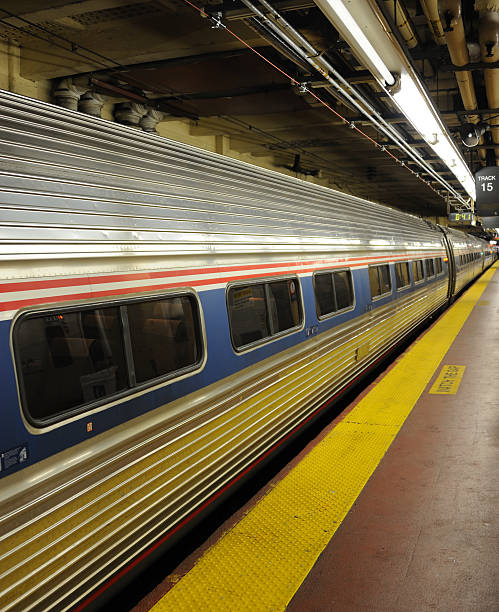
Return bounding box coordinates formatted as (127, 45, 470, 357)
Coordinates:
(228, 277, 302, 350)
(16, 307, 128, 422)
(425, 258, 435, 278)
(369, 264, 392, 299)
(314, 269, 354, 317)
(395, 262, 410, 290)
(127, 295, 202, 384)
(435, 257, 443, 274)
(412, 260, 424, 283)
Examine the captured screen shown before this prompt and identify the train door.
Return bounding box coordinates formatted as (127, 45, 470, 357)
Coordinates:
(438, 227, 456, 300)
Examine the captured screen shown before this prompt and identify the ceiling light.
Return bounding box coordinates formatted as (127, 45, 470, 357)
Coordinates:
(316, 0, 395, 87)
(391, 73, 476, 199)
(315, 0, 476, 201)
(459, 122, 490, 147)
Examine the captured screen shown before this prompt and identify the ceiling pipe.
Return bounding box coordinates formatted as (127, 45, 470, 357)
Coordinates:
(78, 92, 106, 117)
(53, 78, 88, 111)
(420, 0, 447, 45)
(476, 1, 499, 164)
(113, 102, 148, 127)
(238, 0, 468, 205)
(382, 0, 417, 49)
(437, 0, 485, 161)
(438, 1, 479, 121)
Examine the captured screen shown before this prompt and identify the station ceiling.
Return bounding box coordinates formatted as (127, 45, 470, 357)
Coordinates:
(1, 1, 498, 233)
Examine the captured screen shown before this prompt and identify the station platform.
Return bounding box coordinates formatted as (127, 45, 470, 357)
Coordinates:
(135, 263, 499, 612)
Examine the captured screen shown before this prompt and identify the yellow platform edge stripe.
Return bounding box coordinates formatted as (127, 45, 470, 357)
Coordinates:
(151, 265, 497, 612)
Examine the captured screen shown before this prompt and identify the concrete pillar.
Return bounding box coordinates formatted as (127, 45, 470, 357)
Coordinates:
(215, 134, 231, 156)
(0, 40, 50, 100)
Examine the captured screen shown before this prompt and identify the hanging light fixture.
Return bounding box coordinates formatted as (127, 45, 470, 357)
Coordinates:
(314, 0, 476, 201)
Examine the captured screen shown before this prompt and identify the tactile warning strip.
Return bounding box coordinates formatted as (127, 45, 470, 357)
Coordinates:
(150, 265, 497, 612)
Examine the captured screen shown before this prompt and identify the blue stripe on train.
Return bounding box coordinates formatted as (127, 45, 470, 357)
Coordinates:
(0, 264, 447, 477)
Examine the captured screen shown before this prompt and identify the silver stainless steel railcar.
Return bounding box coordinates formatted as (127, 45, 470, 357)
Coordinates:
(0, 91, 491, 611)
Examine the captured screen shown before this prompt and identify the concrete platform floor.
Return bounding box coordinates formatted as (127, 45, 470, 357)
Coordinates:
(287, 275, 499, 611)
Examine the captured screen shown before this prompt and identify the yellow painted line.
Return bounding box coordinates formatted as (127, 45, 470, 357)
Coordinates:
(150, 264, 497, 612)
(429, 365, 466, 394)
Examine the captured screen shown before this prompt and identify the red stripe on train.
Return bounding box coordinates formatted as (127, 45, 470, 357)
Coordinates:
(0, 252, 444, 294)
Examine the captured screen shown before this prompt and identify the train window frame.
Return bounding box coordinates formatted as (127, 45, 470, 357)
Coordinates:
(13, 290, 205, 428)
(226, 275, 304, 353)
(313, 268, 355, 320)
(412, 260, 425, 284)
(368, 264, 392, 300)
(394, 261, 411, 291)
(435, 257, 443, 275)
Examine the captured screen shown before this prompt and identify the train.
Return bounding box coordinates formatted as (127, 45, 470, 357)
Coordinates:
(0, 90, 493, 611)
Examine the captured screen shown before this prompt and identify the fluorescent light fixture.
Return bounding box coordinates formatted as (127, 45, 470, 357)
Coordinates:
(391, 73, 476, 200)
(315, 0, 476, 201)
(318, 0, 395, 87)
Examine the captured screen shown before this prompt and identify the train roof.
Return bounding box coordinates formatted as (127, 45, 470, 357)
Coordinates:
(0, 90, 461, 262)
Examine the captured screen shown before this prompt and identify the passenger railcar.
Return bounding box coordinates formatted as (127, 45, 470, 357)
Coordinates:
(0, 91, 491, 611)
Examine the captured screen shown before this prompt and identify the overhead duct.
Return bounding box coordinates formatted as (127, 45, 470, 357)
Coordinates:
(437, 1, 485, 162)
(78, 92, 106, 117)
(438, 1, 479, 122)
(420, 0, 447, 45)
(114, 102, 148, 127)
(53, 79, 88, 111)
(140, 109, 165, 133)
(476, 1, 499, 164)
(383, 0, 417, 49)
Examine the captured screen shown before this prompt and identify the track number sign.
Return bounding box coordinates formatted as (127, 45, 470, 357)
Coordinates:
(475, 166, 499, 216)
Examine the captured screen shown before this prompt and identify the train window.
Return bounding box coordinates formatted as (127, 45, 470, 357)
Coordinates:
(425, 259, 435, 278)
(395, 262, 410, 289)
(412, 260, 424, 283)
(16, 307, 128, 422)
(314, 269, 354, 317)
(334, 271, 354, 310)
(315, 273, 335, 316)
(228, 278, 302, 350)
(369, 264, 392, 299)
(435, 258, 443, 274)
(128, 295, 201, 384)
(14, 293, 204, 425)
